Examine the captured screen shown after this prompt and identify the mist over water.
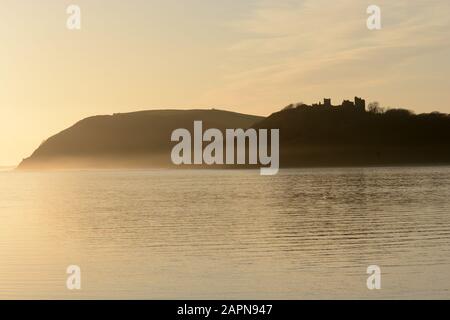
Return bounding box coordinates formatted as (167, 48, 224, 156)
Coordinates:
(1, 167, 450, 299)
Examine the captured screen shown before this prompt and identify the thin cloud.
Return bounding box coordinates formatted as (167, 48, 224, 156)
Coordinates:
(201, 0, 450, 112)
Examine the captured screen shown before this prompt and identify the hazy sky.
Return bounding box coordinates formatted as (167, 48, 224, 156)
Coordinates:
(1, 0, 449, 165)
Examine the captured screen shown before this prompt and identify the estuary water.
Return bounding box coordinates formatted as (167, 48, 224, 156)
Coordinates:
(0, 167, 449, 299)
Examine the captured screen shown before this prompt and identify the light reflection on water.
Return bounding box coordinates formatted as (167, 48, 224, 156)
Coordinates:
(0, 167, 449, 299)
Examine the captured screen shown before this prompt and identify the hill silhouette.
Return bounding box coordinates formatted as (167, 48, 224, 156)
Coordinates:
(18, 109, 263, 170)
(254, 101, 450, 167)
(17, 101, 450, 170)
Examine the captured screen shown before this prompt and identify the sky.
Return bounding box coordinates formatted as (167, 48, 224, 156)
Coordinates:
(0, 0, 449, 165)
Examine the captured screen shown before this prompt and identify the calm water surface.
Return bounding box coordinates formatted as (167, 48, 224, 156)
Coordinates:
(0, 167, 449, 299)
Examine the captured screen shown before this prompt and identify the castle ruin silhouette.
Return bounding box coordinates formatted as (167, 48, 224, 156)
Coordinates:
(310, 97, 366, 112)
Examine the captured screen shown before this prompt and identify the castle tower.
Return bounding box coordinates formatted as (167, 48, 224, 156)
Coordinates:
(354, 97, 366, 112)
